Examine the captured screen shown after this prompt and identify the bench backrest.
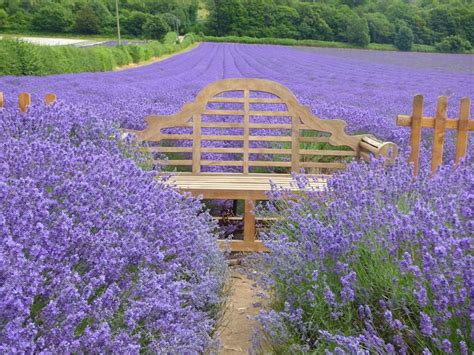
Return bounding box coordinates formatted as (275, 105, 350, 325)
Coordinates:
(128, 78, 397, 174)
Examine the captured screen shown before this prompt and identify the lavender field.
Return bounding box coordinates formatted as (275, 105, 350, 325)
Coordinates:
(1, 42, 473, 147)
(1, 42, 473, 353)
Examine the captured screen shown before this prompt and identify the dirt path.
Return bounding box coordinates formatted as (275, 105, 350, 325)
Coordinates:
(219, 270, 264, 354)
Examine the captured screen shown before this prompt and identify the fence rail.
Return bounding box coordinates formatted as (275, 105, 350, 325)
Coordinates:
(0, 92, 57, 112)
(397, 95, 472, 175)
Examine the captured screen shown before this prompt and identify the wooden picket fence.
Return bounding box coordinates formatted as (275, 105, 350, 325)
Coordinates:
(0, 92, 57, 112)
(397, 95, 472, 175)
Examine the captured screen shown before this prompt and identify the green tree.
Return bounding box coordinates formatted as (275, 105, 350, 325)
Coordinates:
(0, 9, 8, 29)
(365, 12, 394, 44)
(7, 9, 32, 31)
(163, 12, 181, 33)
(123, 11, 150, 36)
(460, 9, 474, 44)
(206, 0, 245, 36)
(435, 35, 472, 53)
(297, 4, 332, 40)
(70, 0, 113, 32)
(394, 22, 414, 51)
(75, 6, 100, 34)
(386, 2, 431, 44)
(32, 3, 73, 32)
(142, 14, 170, 40)
(345, 16, 370, 47)
(272, 5, 299, 39)
(341, 0, 367, 7)
(332, 5, 359, 42)
(429, 6, 458, 43)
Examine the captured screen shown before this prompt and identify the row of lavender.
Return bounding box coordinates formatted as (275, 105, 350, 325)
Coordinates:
(1, 42, 473, 352)
(249, 157, 473, 353)
(0, 104, 227, 351)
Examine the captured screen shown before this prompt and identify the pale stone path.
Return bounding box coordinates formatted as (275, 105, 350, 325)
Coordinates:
(219, 270, 264, 354)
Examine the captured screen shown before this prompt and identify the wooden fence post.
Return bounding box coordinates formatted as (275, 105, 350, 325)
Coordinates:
(18, 92, 31, 112)
(398, 95, 472, 176)
(455, 97, 470, 165)
(45, 93, 57, 106)
(409, 94, 424, 176)
(431, 96, 448, 175)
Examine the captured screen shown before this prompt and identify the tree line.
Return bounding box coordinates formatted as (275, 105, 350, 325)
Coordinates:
(205, 0, 473, 52)
(0, 0, 473, 52)
(0, 0, 197, 41)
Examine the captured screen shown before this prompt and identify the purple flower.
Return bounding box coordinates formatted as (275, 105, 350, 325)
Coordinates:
(442, 339, 452, 353)
(419, 312, 433, 336)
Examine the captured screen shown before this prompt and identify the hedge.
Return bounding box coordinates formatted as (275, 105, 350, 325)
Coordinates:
(200, 35, 456, 53)
(0, 32, 197, 76)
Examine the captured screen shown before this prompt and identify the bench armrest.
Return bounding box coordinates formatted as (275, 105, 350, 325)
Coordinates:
(359, 136, 398, 163)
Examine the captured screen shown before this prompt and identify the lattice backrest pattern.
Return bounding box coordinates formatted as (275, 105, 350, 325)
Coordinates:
(130, 79, 371, 174)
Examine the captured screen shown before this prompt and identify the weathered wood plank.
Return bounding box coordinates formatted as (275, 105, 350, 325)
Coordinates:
(243, 89, 250, 174)
(18, 92, 31, 112)
(209, 97, 282, 104)
(431, 96, 448, 175)
(141, 146, 193, 153)
(154, 159, 192, 165)
(203, 109, 291, 117)
(44, 93, 57, 106)
(408, 95, 424, 175)
(192, 114, 202, 173)
(291, 113, 300, 171)
(455, 97, 470, 165)
(201, 160, 243, 166)
(397, 115, 474, 130)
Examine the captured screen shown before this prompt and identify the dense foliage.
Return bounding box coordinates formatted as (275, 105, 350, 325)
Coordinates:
(0, 33, 196, 75)
(0, 0, 197, 39)
(249, 157, 473, 353)
(0, 103, 227, 352)
(202, 35, 440, 53)
(204, 0, 473, 51)
(0, 0, 473, 52)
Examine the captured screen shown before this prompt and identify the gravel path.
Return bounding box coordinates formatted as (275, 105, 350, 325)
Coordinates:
(219, 270, 265, 354)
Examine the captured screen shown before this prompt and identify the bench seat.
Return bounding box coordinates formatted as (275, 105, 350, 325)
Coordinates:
(167, 173, 328, 200)
(165, 173, 328, 252)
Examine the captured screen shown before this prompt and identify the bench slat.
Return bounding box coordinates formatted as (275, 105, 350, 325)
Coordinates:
(209, 97, 283, 104)
(202, 110, 291, 117)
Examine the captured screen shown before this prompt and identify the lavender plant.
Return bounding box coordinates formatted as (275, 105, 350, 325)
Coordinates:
(0, 104, 227, 352)
(249, 157, 473, 354)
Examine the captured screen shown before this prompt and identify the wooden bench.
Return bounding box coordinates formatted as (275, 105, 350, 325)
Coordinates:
(126, 78, 397, 251)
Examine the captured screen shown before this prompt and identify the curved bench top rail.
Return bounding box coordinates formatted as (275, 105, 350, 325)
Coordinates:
(126, 78, 396, 173)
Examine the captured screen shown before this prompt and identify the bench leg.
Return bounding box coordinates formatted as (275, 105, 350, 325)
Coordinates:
(243, 199, 256, 243)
